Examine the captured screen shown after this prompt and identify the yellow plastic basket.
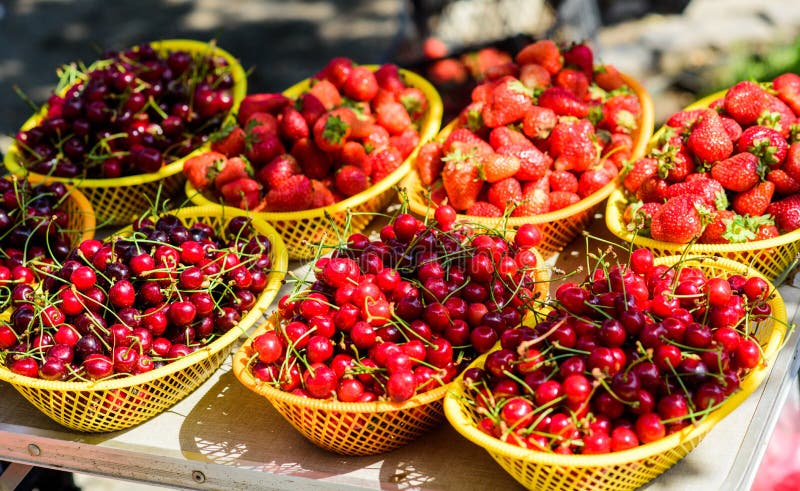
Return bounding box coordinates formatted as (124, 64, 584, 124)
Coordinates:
(185, 66, 443, 260)
(407, 72, 654, 259)
(0, 206, 287, 432)
(605, 90, 800, 281)
(444, 255, 788, 491)
(3, 40, 248, 226)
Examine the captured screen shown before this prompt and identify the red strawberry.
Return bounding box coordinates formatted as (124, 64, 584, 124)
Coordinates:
(360, 124, 391, 152)
(720, 116, 743, 142)
(339, 141, 371, 172)
(549, 169, 578, 193)
(537, 86, 588, 118)
(376, 101, 412, 135)
(653, 134, 694, 183)
(496, 144, 551, 181)
(563, 43, 594, 79)
(299, 93, 327, 126)
(265, 174, 313, 212)
(443, 128, 487, 153)
(760, 95, 797, 138)
(555, 68, 589, 100)
(602, 132, 633, 169)
(335, 165, 370, 196)
(773, 73, 800, 115)
(212, 156, 253, 191)
(549, 119, 597, 172)
(594, 64, 624, 92)
(256, 154, 301, 189)
(665, 109, 704, 132)
(415, 141, 444, 186)
(686, 109, 733, 163)
(487, 177, 522, 210)
(700, 209, 736, 244)
(245, 112, 279, 134)
(310, 179, 336, 208)
(370, 146, 404, 182)
(219, 177, 261, 210)
(374, 63, 406, 93)
(515, 40, 562, 75)
(422, 36, 448, 59)
(399, 87, 429, 122)
(767, 168, 800, 195)
(309, 79, 342, 110)
(623, 157, 658, 193)
(522, 106, 557, 140)
(482, 78, 533, 128)
(518, 63, 551, 90)
(489, 126, 532, 150)
(723, 81, 770, 126)
(427, 58, 469, 84)
(314, 109, 355, 152)
(737, 125, 788, 167)
(636, 175, 669, 203)
(732, 181, 774, 216)
(479, 152, 520, 183)
(237, 93, 291, 125)
(577, 167, 613, 198)
(455, 102, 486, 133)
(441, 144, 483, 211)
(650, 195, 704, 244)
(211, 123, 246, 157)
(710, 152, 760, 192)
(512, 188, 550, 217)
(390, 128, 420, 159)
(471, 81, 495, 104)
(316, 56, 353, 87)
(342, 66, 379, 102)
(599, 94, 641, 134)
(280, 105, 310, 141)
(467, 201, 503, 217)
(782, 142, 800, 181)
(624, 201, 661, 235)
(246, 126, 285, 166)
(522, 174, 550, 194)
(183, 151, 225, 191)
(549, 190, 580, 211)
(766, 194, 800, 232)
(663, 175, 726, 210)
(291, 138, 332, 179)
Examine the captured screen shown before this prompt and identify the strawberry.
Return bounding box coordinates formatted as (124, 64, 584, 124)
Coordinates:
(782, 142, 800, 181)
(518, 63, 551, 90)
(399, 87, 429, 122)
(720, 116, 743, 142)
(755, 223, 780, 240)
(549, 191, 580, 211)
(390, 128, 420, 159)
(623, 157, 658, 193)
(415, 141, 444, 186)
(427, 59, 469, 84)
(219, 177, 261, 210)
(211, 123, 246, 157)
(487, 177, 522, 209)
(256, 154, 301, 189)
(478, 62, 519, 83)
(291, 138, 332, 180)
(686, 109, 733, 163)
(280, 105, 310, 141)
(309, 79, 342, 110)
(636, 175, 669, 203)
(599, 94, 641, 134)
(237, 93, 291, 125)
(577, 167, 613, 198)
(370, 146, 404, 182)
(759, 95, 797, 138)
(246, 126, 285, 166)
(245, 112, 280, 134)
(732, 181, 774, 216)
(312, 111, 353, 153)
(650, 195, 704, 244)
(700, 209, 735, 244)
(665, 109, 704, 132)
(549, 169, 578, 193)
(602, 132, 633, 169)
(663, 174, 727, 210)
(310, 179, 336, 208)
(422, 36, 448, 59)
(515, 40, 562, 75)
(338, 141, 370, 171)
(563, 43, 594, 79)
(737, 125, 788, 167)
(623, 201, 661, 235)
(479, 152, 520, 183)
(455, 102, 486, 133)
(376, 101, 412, 135)
(538, 86, 588, 118)
(443, 128, 487, 153)
(498, 143, 551, 181)
(723, 81, 770, 127)
(360, 124, 391, 152)
(555, 68, 589, 100)
(211, 156, 253, 191)
(467, 201, 503, 217)
(298, 93, 327, 126)
(522, 174, 550, 194)
(652, 134, 694, 183)
(522, 106, 557, 140)
(512, 188, 550, 216)
(316, 57, 354, 88)
(265, 174, 313, 212)
(773, 72, 800, 115)
(342, 66, 379, 101)
(767, 168, 800, 196)
(489, 126, 532, 150)
(710, 152, 760, 192)
(183, 151, 226, 191)
(441, 144, 483, 211)
(373, 63, 406, 93)
(335, 165, 370, 196)
(481, 78, 533, 128)
(766, 194, 800, 232)
(594, 64, 624, 92)
(549, 119, 597, 172)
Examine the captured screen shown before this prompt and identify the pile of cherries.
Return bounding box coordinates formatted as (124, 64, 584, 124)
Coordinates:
(0, 213, 275, 382)
(244, 205, 548, 403)
(460, 248, 774, 454)
(13, 42, 236, 178)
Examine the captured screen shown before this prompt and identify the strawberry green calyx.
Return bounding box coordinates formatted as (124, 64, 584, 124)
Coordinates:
(210, 121, 237, 142)
(508, 79, 534, 98)
(464, 108, 484, 132)
(790, 123, 800, 143)
(587, 104, 604, 126)
(749, 137, 783, 168)
(721, 214, 773, 243)
(322, 115, 350, 145)
(714, 189, 729, 211)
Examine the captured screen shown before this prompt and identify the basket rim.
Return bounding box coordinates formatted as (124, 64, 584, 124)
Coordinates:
(0, 205, 288, 391)
(3, 39, 248, 188)
(185, 65, 443, 220)
(406, 71, 655, 225)
(444, 254, 788, 468)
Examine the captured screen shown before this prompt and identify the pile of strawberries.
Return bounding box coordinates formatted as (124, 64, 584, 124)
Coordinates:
(622, 74, 800, 244)
(183, 57, 429, 212)
(413, 40, 642, 217)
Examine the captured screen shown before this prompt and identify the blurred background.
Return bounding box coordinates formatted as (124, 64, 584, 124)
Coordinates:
(1, 0, 800, 490)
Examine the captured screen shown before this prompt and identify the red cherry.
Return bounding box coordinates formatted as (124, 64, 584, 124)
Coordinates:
(83, 353, 114, 380)
(109, 280, 136, 308)
(70, 265, 97, 291)
(253, 331, 283, 363)
(514, 223, 542, 248)
(304, 364, 337, 399)
(386, 371, 416, 402)
(611, 426, 639, 452)
(635, 412, 665, 443)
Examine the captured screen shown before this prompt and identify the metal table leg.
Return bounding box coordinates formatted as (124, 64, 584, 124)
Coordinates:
(0, 462, 33, 491)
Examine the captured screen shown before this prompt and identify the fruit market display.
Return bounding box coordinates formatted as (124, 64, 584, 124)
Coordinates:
(411, 39, 645, 218)
(10, 41, 239, 179)
(239, 207, 548, 403)
(0, 212, 277, 382)
(183, 57, 431, 212)
(619, 74, 800, 244)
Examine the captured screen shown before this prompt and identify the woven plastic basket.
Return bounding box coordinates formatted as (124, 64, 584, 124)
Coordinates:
(406, 72, 654, 259)
(0, 206, 287, 432)
(3, 40, 248, 226)
(444, 255, 788, 491)
(605, 90, 800, 281)
(185, 66, 443, 260)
